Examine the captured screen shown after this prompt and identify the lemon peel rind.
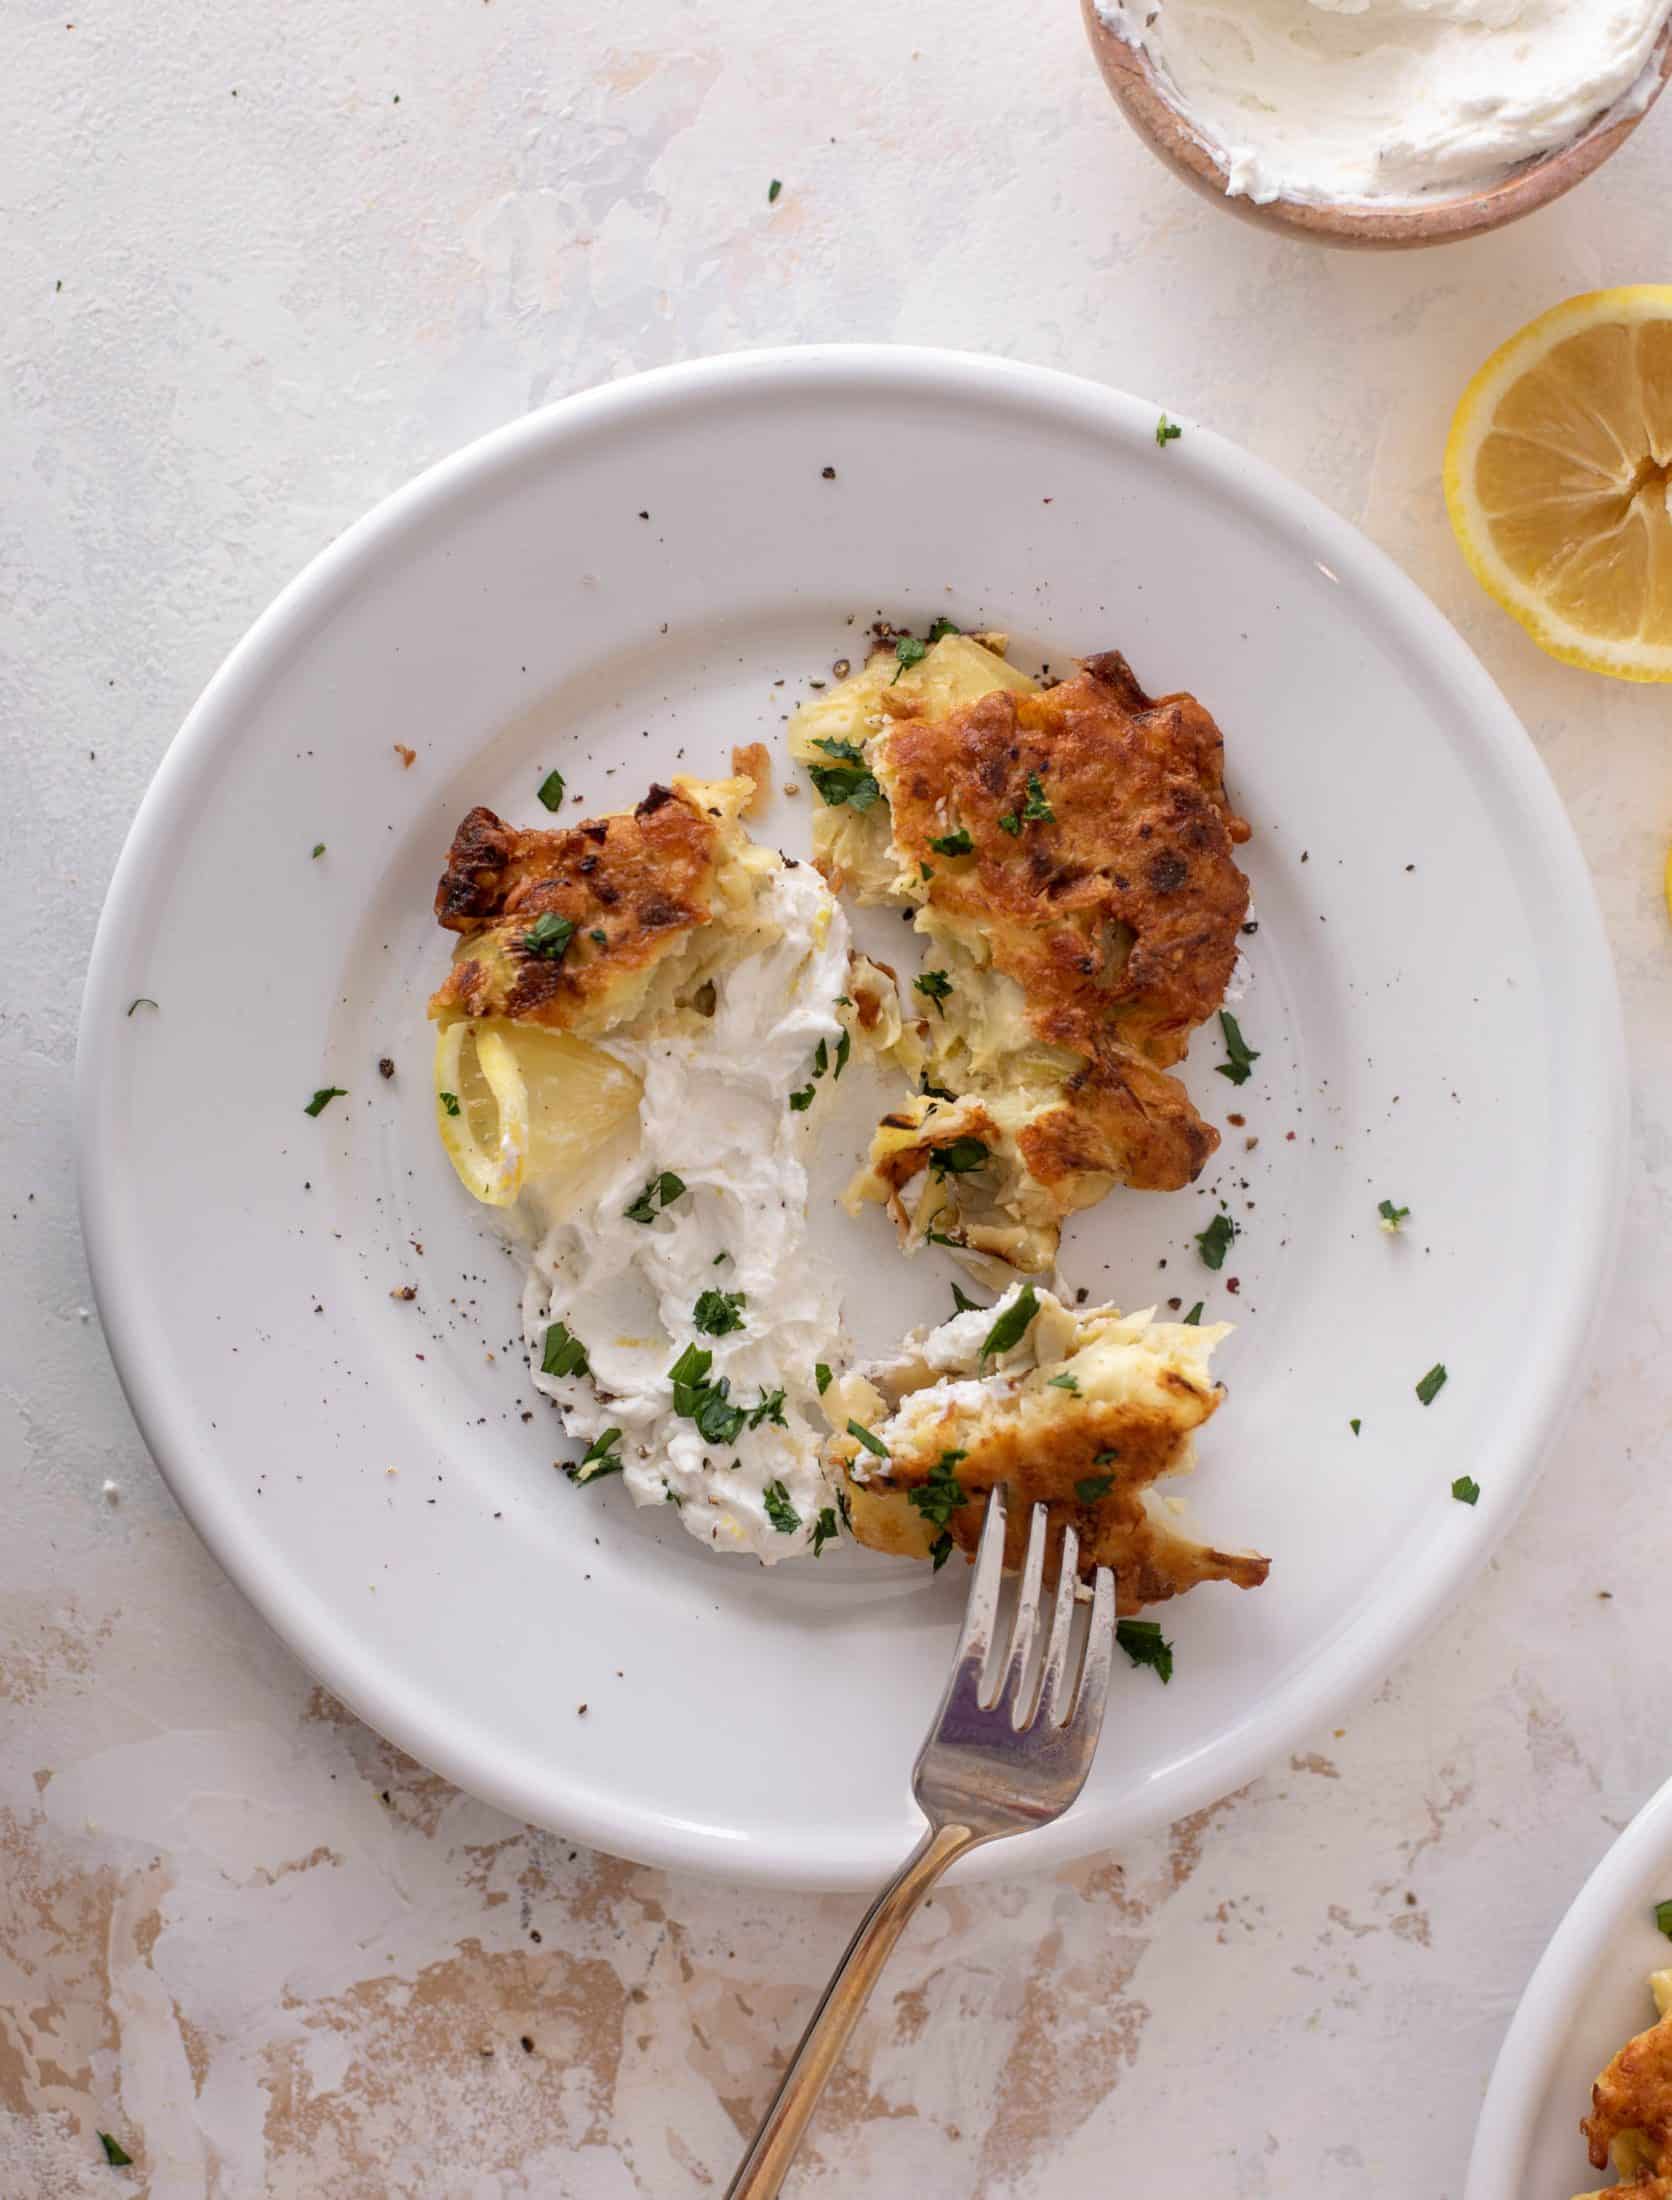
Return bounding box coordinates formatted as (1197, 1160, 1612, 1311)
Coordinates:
(1444, 286, 1672, 686)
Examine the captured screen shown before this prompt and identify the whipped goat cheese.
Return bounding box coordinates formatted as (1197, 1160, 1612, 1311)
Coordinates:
(523, 861, 851, 1563)
(1099, 0, 1672, 206)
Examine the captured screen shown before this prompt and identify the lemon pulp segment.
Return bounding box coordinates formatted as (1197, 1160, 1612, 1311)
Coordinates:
(434, 1019, 642, 1210)
(1446, 288, 1672, 682)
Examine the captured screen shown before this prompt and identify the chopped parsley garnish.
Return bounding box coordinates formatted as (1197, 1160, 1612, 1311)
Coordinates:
(1378, 1199, 1411, 1231)
(1182, 1301, 1204, 1324)
(1195, 1212, 1236, 1270)
(98, 2134, 134, 2168)
(811, 1506, 840, 1556)
(693, 1379, 747, 1445)
(668, 1341, 713, 1394)
(1349, 1417, 1361, 1436)
(624, 1170, 686, 1223)
(1117, 1617, 1174, 1683)
(928, 827, 973, 857)
(998, 811, 1022, 836)
(1093, 1448, 1119, 1464)
(812, 1038, 828, 1077)
(439, 1091, 461, 1117)
(762, 1480, 801, 1534)
(925, 1228, 965, 1249)
(812, 736, 865, 761)
(832, 1028, 851, 1079)
(522, 910, 576, 962)
(815, 1362, 833, 1395)
(1156, 413, 1183, 448)
(951, 1282, 983, 1314)
(1451, 1475, 1479, 1506)
(789, 1084, 815, 1112)
(569, 1428, 623, 1483)
(693, 1288, 746, 1336)
(928, 1137, 989, 1176)
(847, 1418, 889, 1459)
(1215, 1011, 1260, 1087)
(590, 928, 607, 945)
(304, 1086, 347, 1117)
(311, 842, 326, 859)
(536, 769, 566, 811)
(749, 1387, 787, 1429)
(914, 969, 954, 1016)
(1655, 1899, 1672, 1941)
(1415, 1362, 1448, 1407)
(1048, 1372, 1080, 1393)
(891, 635, 929, 683)
(930, 1530, 955, 1571)
(979, 1284, 1039, 1369)
(919, 861, 933, 882)
(1020, 771, 1054, 824)
(908, 1449, 968, 1529)
(542, 1321, 589, 1379)
(1075, 1472, 1114, 1504)
(767, 177, 782, 203)
(927, 617, 961, 644)
(808, 751, 883, 810)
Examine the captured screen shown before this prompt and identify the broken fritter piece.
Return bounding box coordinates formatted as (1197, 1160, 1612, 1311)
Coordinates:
(822, 1282, 1269, 1607)
(788, 633, 1251, 1273)
(1580, 1972, 1672, 2196)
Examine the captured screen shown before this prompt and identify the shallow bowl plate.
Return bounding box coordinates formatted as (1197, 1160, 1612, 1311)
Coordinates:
(1467, 1777, 1672, 2200)
(77, 347, 1625, 1889)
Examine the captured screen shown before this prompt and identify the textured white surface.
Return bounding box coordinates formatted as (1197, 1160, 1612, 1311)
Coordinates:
(3, 1, 1671, 2192)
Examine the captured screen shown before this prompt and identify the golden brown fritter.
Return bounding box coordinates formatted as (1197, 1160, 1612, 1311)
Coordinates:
(826, 1291, 1269, 1605)
(875, 650, 1251, 1072)
(429, 779, 744, 1037)
(1585, 2009, 1672, 2187)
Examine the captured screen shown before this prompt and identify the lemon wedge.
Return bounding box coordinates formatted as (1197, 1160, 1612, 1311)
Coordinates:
(434, 1018, 641, 1210)
(1445, 288, 1672, 683)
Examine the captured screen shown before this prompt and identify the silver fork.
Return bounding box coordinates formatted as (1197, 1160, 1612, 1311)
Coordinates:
(724, 1486, 1117, 2200)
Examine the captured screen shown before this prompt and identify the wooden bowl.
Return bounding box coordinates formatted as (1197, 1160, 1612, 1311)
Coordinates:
(1081, 0, 1672, 249)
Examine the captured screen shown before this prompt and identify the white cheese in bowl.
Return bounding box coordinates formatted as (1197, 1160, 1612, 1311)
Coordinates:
(1098, 0, 1672, 206)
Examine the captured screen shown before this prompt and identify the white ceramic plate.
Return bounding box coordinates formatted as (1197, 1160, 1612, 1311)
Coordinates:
(77, 348, 1625, 1890)
(1468, 1779, 1672, 2200)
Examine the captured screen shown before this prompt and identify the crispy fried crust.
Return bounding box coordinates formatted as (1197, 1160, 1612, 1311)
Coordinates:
(429, 785, 727, 1033)
(842, 1372, 1268, 1607)
(878, 652, 1251, 1071)
(1016, 1053, 1216, 1195)
(1585, 2013, 1672, 2180)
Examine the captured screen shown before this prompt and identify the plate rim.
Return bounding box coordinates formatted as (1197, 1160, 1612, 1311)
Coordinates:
(75, 344, 1629, 1887)
(1465, 1775, 1672, 2199)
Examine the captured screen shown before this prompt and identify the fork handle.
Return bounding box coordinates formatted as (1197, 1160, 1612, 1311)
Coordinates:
(724, 1820, 980, 2199)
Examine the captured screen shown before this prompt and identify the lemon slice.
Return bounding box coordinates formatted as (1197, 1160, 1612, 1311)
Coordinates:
(1446, 288, 1672, 683)
(434, 1019, 642, 1210)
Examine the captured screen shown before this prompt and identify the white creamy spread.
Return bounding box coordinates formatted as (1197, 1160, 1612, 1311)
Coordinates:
(522, 861, 850, 1563)
(1098, 0, 1672, 205)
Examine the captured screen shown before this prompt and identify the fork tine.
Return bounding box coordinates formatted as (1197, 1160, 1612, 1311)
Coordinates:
(953, 1483, 1008, 1675)
(1059, 1565, 1117, 1741)
(997, 1502, 1049, 1717)
(1036, 1522, 1081, 1725)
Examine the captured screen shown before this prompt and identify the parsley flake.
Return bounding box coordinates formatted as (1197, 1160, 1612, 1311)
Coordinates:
(928, 1137, 989, 1176)
(1156, 413, 1183, 448)
(1196, 1212, 1236, 1270)
(763, 1480, 801, 1534)
(1349, 1417, 1361, 1436)
(98, 2134, 134, 2168)
(304, 1086, 347, 1117)
(1048, 1372, 1080, 1393)
(1182, 1301, 1204, 1324)
(542, 1322, 589, 1379)
(891, 635, 928, 683)
(1378, 1199, 1411, 1231)
(1215, 1011, 1260, 1086)
(749, 1387, 787, 1429)
(1655, 1899, 1672, 1941)
(624, 1170, 686, 1223)
(847, 1418, 889, 1459)
(569, 1428, 624, 1483)
(928, 827, 973, 857)
(1117, 1617, 1174, 1682)
(930, 1530, 955, 1571)
(809, 756, 883, 810)
(915, 969, 954, 1016)
(1416, 1363, 1448, 1407)
(439, 1091, 461, 1117)
(536, 769, 565, 811)
(767, 177, 782, 203)
(693, 1288, 746, 1336)
(927, 617, 961, 643)
(998, 811, 1021, 836)
(1021, 771, 1054, 824)
(908, 1450, 968, 1529)
(951, 1282, 983, 1314)
(815, 1362, 833, 1395)
(311, 842, 326, 859)
(789, 1084, 815, 1112)
(1075, 1472, 1114, 1504)
(979, 1284, 1039, 1369)
(832, 1028, 851, 1079)
(522, 911, 576, 962)
(811, 1506, 840, 1556)
(1451, 1475, 1479, 1505)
